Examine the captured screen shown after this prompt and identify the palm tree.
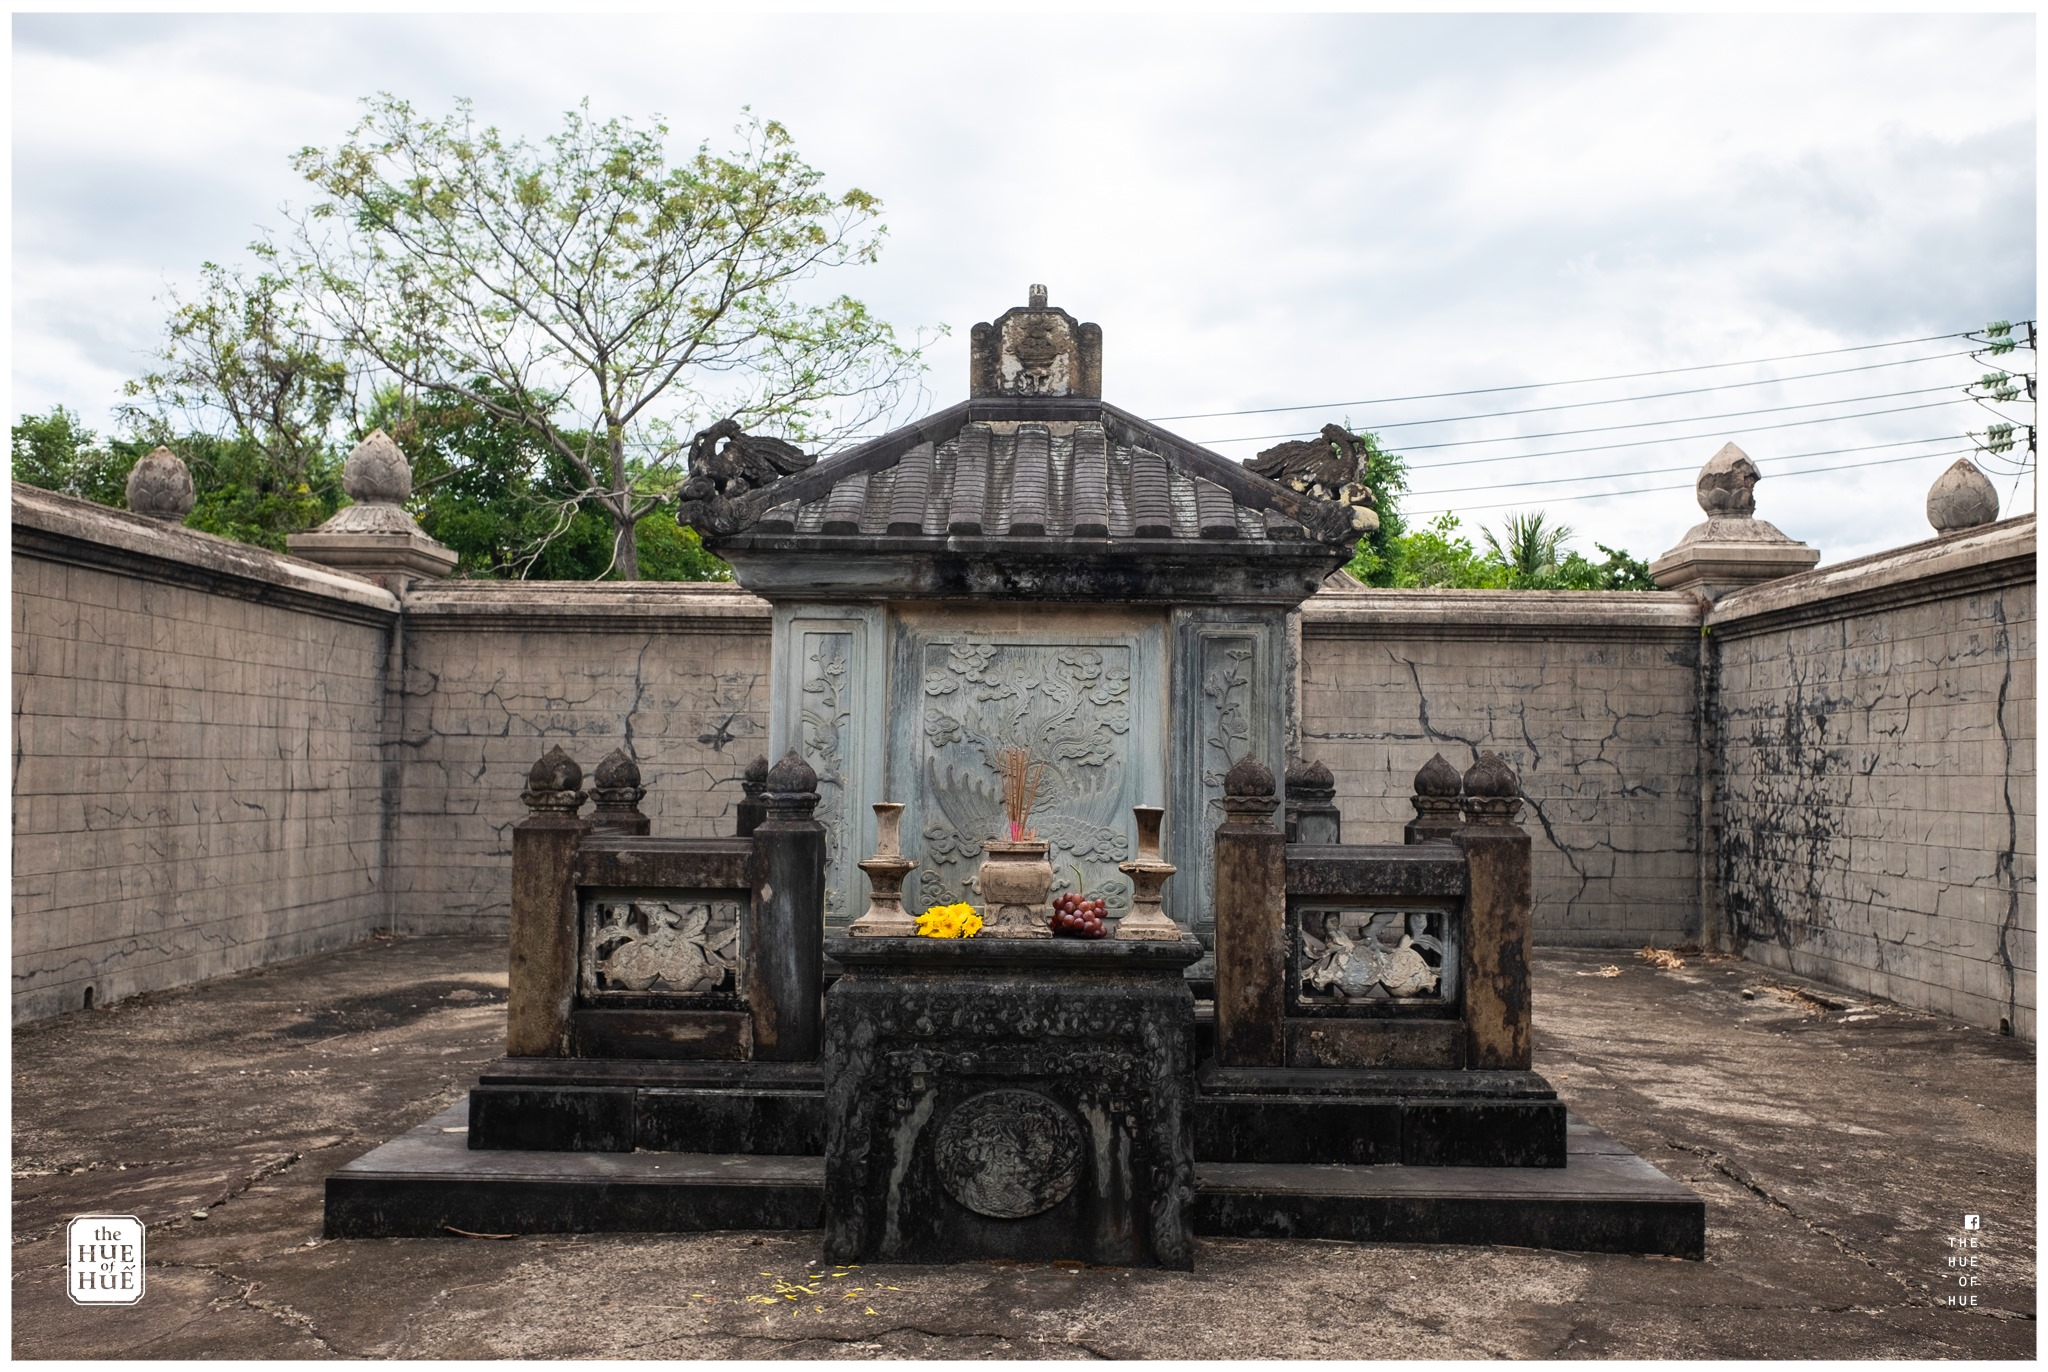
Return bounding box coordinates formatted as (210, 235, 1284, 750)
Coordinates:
(1484, 511, 1573, 585)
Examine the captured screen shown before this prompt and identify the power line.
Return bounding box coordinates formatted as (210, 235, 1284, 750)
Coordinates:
(1404, 433, 1969, 500)
(1199, 383, 1963, 452)
(1188, 347, 1979, 443)
(1373, 396, 1969, 471)
(1150, 329, 1976, 422)
(1405, 445, 1974, 517)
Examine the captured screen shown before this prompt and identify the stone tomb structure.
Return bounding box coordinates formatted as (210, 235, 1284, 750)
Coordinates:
(325, 290, 1703, 1264)
(695, 287, 1375, 959)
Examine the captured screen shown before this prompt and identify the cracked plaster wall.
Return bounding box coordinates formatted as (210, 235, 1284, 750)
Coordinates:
(1299, 591, 1706, 947)
(392, 585, 771, 933)
(14, 483, 2035, 1038)
(12, 491, 396, 1024)
(1711, 520, 2035, 1040)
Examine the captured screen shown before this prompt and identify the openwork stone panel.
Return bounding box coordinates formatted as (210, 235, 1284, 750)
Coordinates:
(579, 894, 744, 1003)
(1292, 906, 1460, 1013)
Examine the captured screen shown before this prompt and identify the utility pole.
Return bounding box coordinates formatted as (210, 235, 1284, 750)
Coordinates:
(1968, 320, 2037, 513)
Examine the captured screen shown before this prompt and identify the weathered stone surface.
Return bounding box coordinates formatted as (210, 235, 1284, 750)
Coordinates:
(820, 935, 1202, 1269)
(1457, 826, 1535, 1070)
(968, 286, 1102, 399)
(15, 937, 2036, 1358)
(1300, 588, 1705, 949)
(1213, 766, 1287, 1067)
(1694, 440, 1760, 516)
(745, 766, 825, 1061)
(123, 446, 195, 521)
(1406, 751, 1465, 843)
(289, 430, 458, 581)
(343, 430, 413, 504)
(1648, 442, 1820, 598)
(1246, 424, 1381, 533)
(1710, 516, 2036, 1037)
(11, 486, 396, 1023)
(586, 747, 650, 835)
(673, 420, 815, 537)
(933, 1089, 1084, 1218)
(391, 581, 772, 937)
(1927, 456, 2001, 533)
(13, 472, 2034, 1051)
(506, 803, 585, 1058)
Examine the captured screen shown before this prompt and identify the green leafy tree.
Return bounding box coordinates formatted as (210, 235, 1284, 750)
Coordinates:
(288, 96, 925, 578)
(116, 259, 352, 548)
(1482, 511, 1573, 588)
(371, 386, 729, 580)
(11, 407, 139, 506)
(1340, 427, 1410, 586)
(1388, 513, 1509, 589)
(1551, 542, 1658, 591)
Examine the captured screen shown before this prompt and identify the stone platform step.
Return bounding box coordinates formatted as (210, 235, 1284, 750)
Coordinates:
(325, 1107, 1702, 1258)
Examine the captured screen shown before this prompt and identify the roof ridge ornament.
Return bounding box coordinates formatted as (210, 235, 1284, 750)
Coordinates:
(970, 286, 1102, 399)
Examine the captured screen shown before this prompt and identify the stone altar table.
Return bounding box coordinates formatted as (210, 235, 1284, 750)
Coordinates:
(820, 935, 1205, 1269)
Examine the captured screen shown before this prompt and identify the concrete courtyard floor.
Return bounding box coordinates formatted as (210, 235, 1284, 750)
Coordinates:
(12, 935, 2036, 1360)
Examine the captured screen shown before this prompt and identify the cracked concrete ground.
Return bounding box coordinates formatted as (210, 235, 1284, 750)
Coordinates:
(12, 936, 2035, 1359)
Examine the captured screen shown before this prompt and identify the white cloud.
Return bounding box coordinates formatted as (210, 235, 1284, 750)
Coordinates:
(10, 11, 2034, 563)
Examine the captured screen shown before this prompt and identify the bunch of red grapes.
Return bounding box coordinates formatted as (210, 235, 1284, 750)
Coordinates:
(1050, 891, 1109, 939)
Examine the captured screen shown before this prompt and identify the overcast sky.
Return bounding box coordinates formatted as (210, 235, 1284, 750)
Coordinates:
(12, 11, 2036, 564)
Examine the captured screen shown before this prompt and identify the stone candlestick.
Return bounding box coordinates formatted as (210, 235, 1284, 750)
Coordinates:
(1114, 805, 1181, 941)
(850, 802, 919, 937)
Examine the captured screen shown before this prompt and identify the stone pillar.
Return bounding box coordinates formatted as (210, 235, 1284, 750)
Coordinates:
(586, 747, 650, 837)
(287, 430, 458, 593)
(125, 446, 196, 522)
(1284, 757, 1341, 845)
(1404, 753, 1464, 844)
(746, 750, 827, 1061)
(1647, 442, 1819, 600)
(1454, 753, 1533, 1070)
(735, 754, 769, 838)
(1212, 756, 1287, 1068)
(508, 746, 587, 1058)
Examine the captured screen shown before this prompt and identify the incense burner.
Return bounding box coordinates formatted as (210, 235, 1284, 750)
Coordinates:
(978, 839, 1054, 937)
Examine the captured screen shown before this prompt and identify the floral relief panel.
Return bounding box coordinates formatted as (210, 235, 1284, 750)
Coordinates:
(581, 896, 744, 1000)
(799, 630, 853, 925)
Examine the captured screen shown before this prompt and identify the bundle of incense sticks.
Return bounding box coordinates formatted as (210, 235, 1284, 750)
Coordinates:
(996, 746, 1046, 842)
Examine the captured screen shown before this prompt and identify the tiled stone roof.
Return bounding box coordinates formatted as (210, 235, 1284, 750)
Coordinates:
(755, 420, 1315, 544)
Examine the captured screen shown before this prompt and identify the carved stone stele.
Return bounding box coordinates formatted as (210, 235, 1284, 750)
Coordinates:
(125, 447, 196, 522)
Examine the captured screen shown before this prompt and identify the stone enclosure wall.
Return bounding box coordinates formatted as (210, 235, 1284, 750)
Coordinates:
(1709, 518, 2035, 1039)
(12, 489, 398, 1023)
(13, 486, 2036, 1039)
(1300, 591, 1705, 949)
(391, 583, 771, 933)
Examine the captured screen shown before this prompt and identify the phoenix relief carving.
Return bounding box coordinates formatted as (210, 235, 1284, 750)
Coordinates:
(915, 642, 1135, 913)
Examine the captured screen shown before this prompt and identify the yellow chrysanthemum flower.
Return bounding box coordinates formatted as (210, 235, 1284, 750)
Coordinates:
(914, 903, 983, 938)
